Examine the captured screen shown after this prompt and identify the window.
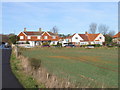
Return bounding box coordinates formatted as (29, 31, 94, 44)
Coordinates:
(27, 36, 31, 39)
(20, 36, 24, 39)
(75, 42, 79, 44)
(81, 43, 84, 45)
(99, 37, 102, 39)
(75, 37, 78, 39)
(44, 36, 48, 39)
(53, 42, 55, 44)
(37, 36, 41, 39)
(66, 39, 68, 42)
(52, 36, 56, 39)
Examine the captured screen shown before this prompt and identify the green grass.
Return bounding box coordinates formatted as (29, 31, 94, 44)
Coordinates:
(10, 53, 45, 89)
(21, 47, 118, 88)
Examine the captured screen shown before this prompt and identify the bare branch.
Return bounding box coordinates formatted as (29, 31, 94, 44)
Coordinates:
(98, 24, 109, 35)
(51, 26, 59, 34)
(88, 23, 97, 34)
(108, 30, 115, 36)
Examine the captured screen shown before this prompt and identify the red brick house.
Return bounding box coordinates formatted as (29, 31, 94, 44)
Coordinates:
(18, 28, 59, 46)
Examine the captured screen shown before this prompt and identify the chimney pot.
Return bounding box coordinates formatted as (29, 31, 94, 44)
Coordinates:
(85, 32, 88, 34)
(39, 28, 42, 32)
(24, 28, 26, 32)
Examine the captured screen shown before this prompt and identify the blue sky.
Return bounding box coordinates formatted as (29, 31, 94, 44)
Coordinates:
(2, 2, 118, 35)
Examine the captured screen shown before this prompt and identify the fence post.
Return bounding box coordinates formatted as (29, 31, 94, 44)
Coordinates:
(15, 45, 18, 57)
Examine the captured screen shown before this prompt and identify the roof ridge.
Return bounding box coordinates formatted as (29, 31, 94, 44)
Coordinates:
(86, 34, 90, 41)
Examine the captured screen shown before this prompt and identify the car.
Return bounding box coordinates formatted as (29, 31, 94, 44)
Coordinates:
(64, 44, 76, 48)
(0, 44, 5, 49)
(42, 45, 50, 47)
(5, 43, 11, 48)
(0, 44, 11, 49)
(85, 45, 94, 49)
(52, 45, 62, 48)
(24, 46, 33, 48)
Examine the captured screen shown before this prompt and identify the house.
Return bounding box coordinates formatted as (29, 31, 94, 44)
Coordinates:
(60, 32, 105, 46)
(113, 32, 120, 44)
(0, 34, 9, 43)
(17, 28, 59, 47)
(59, 34, 75, 46)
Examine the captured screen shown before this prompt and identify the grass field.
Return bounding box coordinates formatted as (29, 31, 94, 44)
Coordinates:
(21, 47, 118, 88)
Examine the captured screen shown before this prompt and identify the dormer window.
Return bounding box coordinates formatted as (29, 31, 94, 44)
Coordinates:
(75, 37, 78, 39)
(27, 36, 31, 39)
(44, 36, 48, 39)
(52, 36, 56, 39)
(20, 36, 24, 39)
(99, 37, 102, 39)
(37, 36, 41, 39)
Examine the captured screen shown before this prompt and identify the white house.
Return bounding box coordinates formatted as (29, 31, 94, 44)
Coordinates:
(61, 32, 105, 46)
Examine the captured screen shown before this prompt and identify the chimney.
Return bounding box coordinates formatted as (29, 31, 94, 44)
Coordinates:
(39, 28, 42, 32)
(55, 32, 58, 35)
(85, 31, 88, 34)
(24, 28, 26, 32)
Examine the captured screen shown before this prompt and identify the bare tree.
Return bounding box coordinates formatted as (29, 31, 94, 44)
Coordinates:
(108, 30, 115, 36)
(51, 26, 59, 34)
(98, 24, 109, 35)
(88, 23, 97, 34)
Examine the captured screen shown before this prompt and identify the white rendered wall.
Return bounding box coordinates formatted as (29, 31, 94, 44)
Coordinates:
(94, 34, 105, 42)
(72, 33, 83, 43)
(50, 41, 58, 45)
(29, 41, 35, 47)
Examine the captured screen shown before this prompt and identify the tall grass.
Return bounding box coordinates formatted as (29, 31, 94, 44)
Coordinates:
(10, 53, 44, 89)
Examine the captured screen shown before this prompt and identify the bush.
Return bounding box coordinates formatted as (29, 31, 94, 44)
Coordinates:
(111, 42, 119, 46)
(81, 44, 102, 47)
(29, 58, 41, 70)
(81, 45, 87, 47)
(42, 42, 49, 45)
(9, 35, 19, 44)
(107, 45, 113, 47)
(26, 41, 29, 44)
(94, 44, 102, 47)
(57, 43, 62, 47)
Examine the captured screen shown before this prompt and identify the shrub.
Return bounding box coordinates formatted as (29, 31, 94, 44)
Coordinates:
(57, 43, 62, 47)
(94, 44, 102, 47)
(42, 42, 49, 45)
(9, 35, 19, 44)
(81, 45, 87, 47)
(107, 45, 113, 47)
(29, 58, 41, 70)
(26, 41, 29, 44)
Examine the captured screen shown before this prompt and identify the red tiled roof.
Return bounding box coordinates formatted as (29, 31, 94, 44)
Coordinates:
(62, 33, 76, 39)
(79, 33, 100, 41)
(24, 31, 44, 35)
(95, 40, 100, 41)
(79, 34, 89, 41)
(61, 33, 100, 41)
(113, 32, 120, 38)
(47, 32, 58, 36)
(24, 31, 57, 36)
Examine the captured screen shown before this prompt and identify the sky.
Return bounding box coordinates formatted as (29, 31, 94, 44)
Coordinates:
(2, 2, 118, 35)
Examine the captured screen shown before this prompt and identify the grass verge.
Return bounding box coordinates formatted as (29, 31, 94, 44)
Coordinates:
(10, 52, 44, 89)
